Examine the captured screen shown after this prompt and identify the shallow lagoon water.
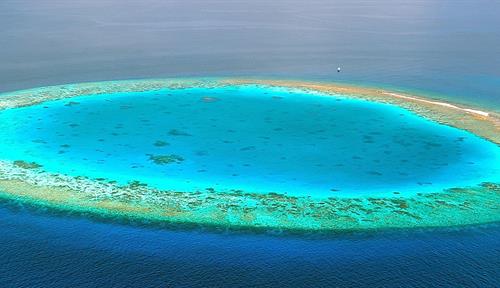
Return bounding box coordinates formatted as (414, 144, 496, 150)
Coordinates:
(0, 85, 498, 198)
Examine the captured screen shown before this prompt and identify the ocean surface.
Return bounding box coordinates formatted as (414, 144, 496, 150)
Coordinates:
(0, 0, 499, 287)
(0, 204, 499, 288)
(1, 0, 500, 110)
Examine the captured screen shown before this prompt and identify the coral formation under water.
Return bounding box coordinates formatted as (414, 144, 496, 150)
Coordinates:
(0, 78, 498, 233)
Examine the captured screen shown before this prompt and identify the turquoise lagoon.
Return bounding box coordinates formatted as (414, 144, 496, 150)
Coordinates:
(0, 84, 499, 198)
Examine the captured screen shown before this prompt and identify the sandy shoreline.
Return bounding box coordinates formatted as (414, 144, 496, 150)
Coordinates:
(382, 92, 490, 117)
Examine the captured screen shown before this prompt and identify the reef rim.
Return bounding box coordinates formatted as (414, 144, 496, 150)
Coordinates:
(0, 78, 498, 233)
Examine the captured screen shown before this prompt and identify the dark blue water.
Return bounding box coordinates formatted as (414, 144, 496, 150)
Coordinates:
(0, 204, 499, 288)
(1, 0, 500, 286)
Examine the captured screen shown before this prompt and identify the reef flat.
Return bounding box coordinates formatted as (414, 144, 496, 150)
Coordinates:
(0, 160, 498, 232)
(0, 78, 499, 233)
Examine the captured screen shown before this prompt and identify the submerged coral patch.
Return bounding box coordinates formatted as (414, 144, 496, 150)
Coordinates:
(147, 154, 184, 165)
(13, 160, 42, 170)
(153, 140, 169, 147)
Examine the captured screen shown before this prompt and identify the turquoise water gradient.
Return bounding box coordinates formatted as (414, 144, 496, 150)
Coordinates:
(1, 1, 500, 286)
(0, 85, 499, 197)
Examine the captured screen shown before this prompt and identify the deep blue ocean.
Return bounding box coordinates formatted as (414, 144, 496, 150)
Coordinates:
(0, 0, 499, 287)
(1, 204, 499, 288)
